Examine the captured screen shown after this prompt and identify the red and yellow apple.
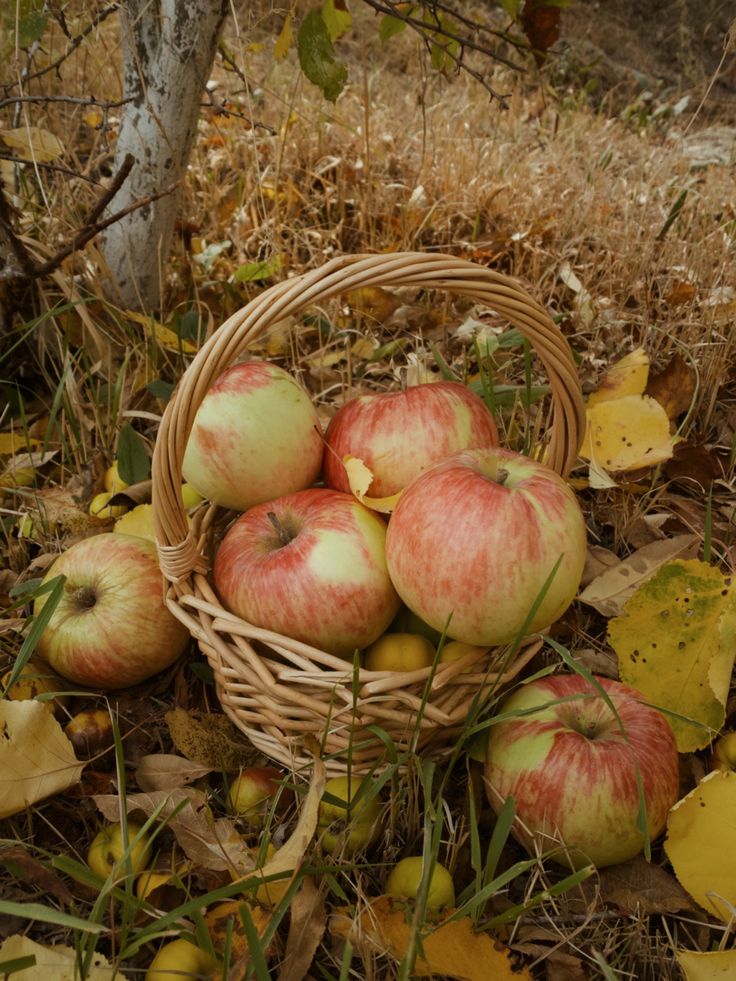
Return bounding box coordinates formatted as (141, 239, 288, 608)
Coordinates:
(182, 360, 323, 511)
(385, 447, 587, 646)
(214, 489, 401, 657)
(227, 766, 285, 827)
(33, 533, 189, 688)
(484, 674, 680, 868)
(322, 381, 499, 497)
(385, 856, 456, 910)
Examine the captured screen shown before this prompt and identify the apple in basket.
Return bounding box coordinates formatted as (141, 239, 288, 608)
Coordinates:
(385, 447, 587, 646)
(182, 359, 323, 511)
(33, 533, 190, 689)
(484, 674, 681, 868)
(322, 381, 499, 497)
(213, 488, 401, 658)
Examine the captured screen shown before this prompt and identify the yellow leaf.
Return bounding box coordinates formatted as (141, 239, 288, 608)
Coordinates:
(664, 770, 736, 922)
(274, 10, 292, 59)
(609, 559, 736, 752)
(0, 701, 84, 818)
(0, 936, 113, 979)
(678, 948, 736, 980)
(124, 309, 198, 354)
(587, 347, 649, 407)
(344, 455, 402, 514)
(345, 286, 402, 323)
(351, 337, 378, 359)
(334, 897, 530, 981)
(0, 126, 65, 162)
(580, 394, 675, 472)
(0, 433, 39, 454)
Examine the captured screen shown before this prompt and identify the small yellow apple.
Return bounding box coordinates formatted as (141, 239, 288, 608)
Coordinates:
(318, 775, 381, 854)
(385, 855, 456, 910)
(87, 821, 152, 880)
(64, 708, 115, 759)
(439, 640, 487, 664)
(181, 483, 204, 509)
(712, 731, 736, 772)
(136, 864, 191, 911)
(364, 632, 435, 672)
(104, 460, 129, 494)
(145, 938, 215, 980)
(89, 491, 128, 520)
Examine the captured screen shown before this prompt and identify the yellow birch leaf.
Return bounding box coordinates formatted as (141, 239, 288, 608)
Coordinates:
(0, 701, 84, 818)
(664, 770, 736, 923)
(0, 433, 39, 454)
(274, 10, 293, 59)
(0, 936, 113, 979)
(586, 347, 649, 407)
(0, 126, 65, 162)
(579, 394, 675, 472)
(678, 948, 736, 980)
(124, 309, 198, 354)
(609, 559, 736, 752)
(334, 897, 530, 981)
(344, 455, 402, 514)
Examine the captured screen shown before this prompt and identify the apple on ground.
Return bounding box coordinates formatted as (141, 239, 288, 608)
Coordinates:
(318, 775, 382, 854)
(183, 359, 323, 511)
(227, 766, 285, 827)
(364, 632, 436, 672)
(323, 380, 499, 498)
(484, 674, 680, 868)
(103, 459, 129, 494)
(385, 447, 588, 646)
(214, 488, 401, 657)
(64, 708, 115, 760)
(33, 533, 190, 689)
(385, 855, 456, 910)
(711, 731, 736, 771)
(89, 491, 128, 520)
(145, 938, 216, 981)
(87, 821, 152, 879)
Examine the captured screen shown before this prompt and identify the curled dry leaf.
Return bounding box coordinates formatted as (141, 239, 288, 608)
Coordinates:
(0, 844, 74, 905)
(578, 534, 700, 617)
(135, 753, 213, 792)
(644, 353, 697, 422)
(664, 770, 736, 923)
(594, 855, 695, 916)
(0, 936, 112, 980)
(0, 700, 84, 818)
(277, 876, 327, 981)
(165, 707, 254, 770)
(586, 347, 649, 408)
(343, 455, 402, 514)
(609, 558, 736, 751)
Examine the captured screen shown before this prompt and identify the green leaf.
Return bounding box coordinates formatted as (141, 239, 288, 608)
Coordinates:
(146, 379, 175, 402)
(379, 14, 407, 41)
(321, 0, 352, 41)
(232, 255, 282, 283)
(117, 423, 150, 484)
(297, 9, 348, 103)
(18, 9, 48, 47)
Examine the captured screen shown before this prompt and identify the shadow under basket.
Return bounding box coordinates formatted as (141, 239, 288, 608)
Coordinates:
(152, 252, 585, 776)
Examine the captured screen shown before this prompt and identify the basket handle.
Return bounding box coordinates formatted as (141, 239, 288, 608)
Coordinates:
(152, 252, 585, 583)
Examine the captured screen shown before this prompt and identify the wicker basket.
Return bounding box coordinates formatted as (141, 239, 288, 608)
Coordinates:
(152, 252, 585, 775)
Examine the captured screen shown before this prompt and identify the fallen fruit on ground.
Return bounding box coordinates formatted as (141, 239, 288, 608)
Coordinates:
(88, 490, 128, 519)
(87, 821, 152, 880)
(318, 775, 382, 854)
(227, 766, 285, 827)
(145, 938, 216, 981)
(64, 708, 115, 759)
(103, 459, 129, 494)
(385, 855, 456, 910)
(484, 674, 680, 868)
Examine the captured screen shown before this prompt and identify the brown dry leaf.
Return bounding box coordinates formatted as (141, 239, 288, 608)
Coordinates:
(578, 534, 700, 617)
(544, 950, 589, 981)
(596, 855, 695, 915)
(135, 754, 213, 792)
(663, 443, 723, 490)
(580, 545, 620, 589)
(344, 455, 402, 514)
(666, 281, 696, 307)
(677, 949, 736, 980)
(345, 286, 402, 323)
(0, 936, 112, 979)
(277, 876, 327, 981)
(28, 486, 99, 538)
(645, 353, 697, 421)
(586, 347, 649, 408)
(580, 394, 676, 472)
(521, 1, 561, 66)
(0, 701, 84, 818)
(0, 844, 74, 905)
(664, 770, 736, 922)
(165, 708, 254, 770)
(332, 897, 530, 980)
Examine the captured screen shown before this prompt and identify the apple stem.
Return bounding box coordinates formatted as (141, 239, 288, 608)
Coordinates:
(496, 468, 509, 486)
(267, 511, 293, 548)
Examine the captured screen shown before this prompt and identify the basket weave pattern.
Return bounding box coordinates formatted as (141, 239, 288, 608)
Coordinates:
(152, 253, 585, 774)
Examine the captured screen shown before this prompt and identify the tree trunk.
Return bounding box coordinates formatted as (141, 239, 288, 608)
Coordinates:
(100, 0, 229, 310)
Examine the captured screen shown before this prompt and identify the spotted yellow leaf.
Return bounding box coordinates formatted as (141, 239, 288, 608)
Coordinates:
(587, 347, 649, 407)
(344, 455, 402, 514)
(609, 559, 736, 752)
(580, 394, 675, 472)
(665, 770, 736, 923)
(677, 948, 736, 980)
(0, 433, 39, 454)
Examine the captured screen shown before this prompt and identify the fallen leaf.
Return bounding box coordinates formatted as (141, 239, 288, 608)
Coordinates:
(665, 281, 696, 307)
(645, 353, 696, 421)
(596, 855, 695, 915)
(0, 845, 74, 905)
(124, 310, 198, 355)
(663, 443, 723, 490)
(580, 395, 675, 472)
(609, 559, 736, 751)
(0, 701, 84, 818)
(586, 347, 649, 408)
(343, 455, 402, 514)
(578, 534, 700, 617)
(0, 936, 112, 979)
(277, 876, 326, 981)
(664, 770, 736, 922)
(0, 434, 39, 455)
(332, 897, 531, 980)
(677, 948, 736, 980)
(345, 286, 402, 323)
(0, 126, 65, 162)
(580, 545, 619, 589)
(26, 486, 98, 537)
(165, 708, 254, 771)
(135, 754, 213, 792)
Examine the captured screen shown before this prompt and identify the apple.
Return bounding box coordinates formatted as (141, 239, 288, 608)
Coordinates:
(227, 766, 284, 827)
(87, 821, 152, 879)
(214, 488, 401, 658)
(385, 856, 456, 910)
(182, 359, 323, 511)
(145, 938, 216, 981)
(33, 533, 190, 688)
(89, 491, 128, 519)
(323, 380, 499, 497)
(318, 775, 382, 854)
(64, 708, 115, 760)
(711, 732, 736, 772)
(484, 674, 680, 869)
(439, 640, 488, 664)
(385, 447, 587, 646)
(364, 632, 435, 672)
(103, 460, 129, 494)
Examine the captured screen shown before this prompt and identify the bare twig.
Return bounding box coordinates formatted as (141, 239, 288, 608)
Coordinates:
(0, 152, 100, 183)
(0, 95, 132, 112)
